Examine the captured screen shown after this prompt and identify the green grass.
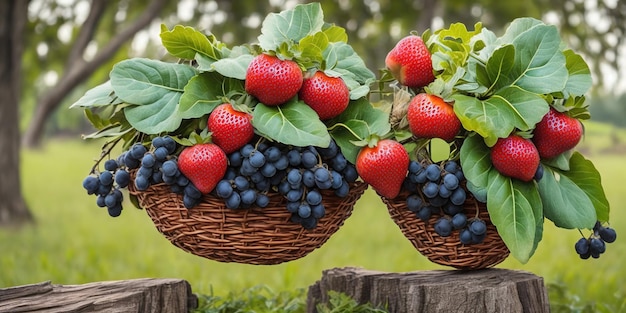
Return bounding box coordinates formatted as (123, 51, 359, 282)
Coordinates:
(2, 122, 626, 309)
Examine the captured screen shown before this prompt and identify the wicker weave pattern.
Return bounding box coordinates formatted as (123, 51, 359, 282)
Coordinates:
(382, 192, 510, 270)
(129, 181, 368, 265)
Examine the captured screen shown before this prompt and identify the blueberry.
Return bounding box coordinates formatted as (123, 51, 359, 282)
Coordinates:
(434, 218, 453, 237)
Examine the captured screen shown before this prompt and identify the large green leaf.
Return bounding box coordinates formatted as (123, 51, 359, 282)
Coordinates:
(110, 58, 198, 134)
(538, 165, 597, 229)
(203, 54, 253, 80)
(178, 72, 243, 119)
(561, 152, 610, 222)
(563, 50, 592, 97)
(453, 86, 549, 146)
(159, 24, 221, 61)
(499, 24, 568, 94)
(258, 3, 325, 52)
(69, 81, 122, 108)
(252, 100, 330, 148)
(486, 170, 539, 263)
(459, 134, 492, 201)
(323, 42, 375, 99)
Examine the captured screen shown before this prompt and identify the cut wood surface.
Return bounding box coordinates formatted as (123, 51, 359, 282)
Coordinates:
(307, 267, 549, 313)
(0, 278, 197, 313)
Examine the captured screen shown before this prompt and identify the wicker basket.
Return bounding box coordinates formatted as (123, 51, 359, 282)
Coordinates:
(382, 191, 510, 270)
(128, 180, 368, 265)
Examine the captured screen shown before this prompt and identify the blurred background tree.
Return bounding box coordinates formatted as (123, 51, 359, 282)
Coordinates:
(1, 0, 624, 225)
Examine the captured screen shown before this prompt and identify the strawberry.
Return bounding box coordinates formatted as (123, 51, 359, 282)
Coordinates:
(178, 143, 227, 194)
(208, 103, 254, 154)
(407, 93, 461, 142)
(385, 35, 435, 88)
(245, 54, 303, 106)
(356, 139, 409, 199)
(298, 71, 350, 120)
(490, 135, 540, 182)
(532, 108, 583, 159)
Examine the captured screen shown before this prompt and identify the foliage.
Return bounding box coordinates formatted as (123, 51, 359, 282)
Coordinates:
(71, 3, 380, 160)
(316, 291, 388, 313)
(386, 19, 610, 264)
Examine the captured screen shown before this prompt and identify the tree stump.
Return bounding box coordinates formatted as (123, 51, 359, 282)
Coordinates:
(0, 278, 198, 313)
(307, 267, 549, 313)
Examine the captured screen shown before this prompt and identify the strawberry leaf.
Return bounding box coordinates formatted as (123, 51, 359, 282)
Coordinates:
(538, 164, 597, 229)
(323, 42, 375, 99)
(160, 24, 222, 61)
(561, 152, 610, 222)
(110, 58, 198, 134)
(562, 49, 592, 97)
(208, 54, 253, 80)
(496, 21, 568, 94)
(69, 81, 122, 108)
(179, 72, 243, 119)
(258, 2, 325, 52)
(252, 100, 330, 148)
(459, 133, 491, 201)
(486, 170, 541, 264)
(453, 86, 549, 146)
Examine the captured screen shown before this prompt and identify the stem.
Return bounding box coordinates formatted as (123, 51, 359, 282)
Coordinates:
(326, 123, 365, 142)
(90, 136, 124, 174)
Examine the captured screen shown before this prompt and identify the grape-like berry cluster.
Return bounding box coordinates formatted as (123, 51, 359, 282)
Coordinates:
(82, 158, 127, 217)
(403, 160, 488, 244)
(124, 136, 203, 209)
(214, 138, 357, 229)
(82, 135, 357, 229)
(574, 221, 617, 259)
(82, 136, 204, 216)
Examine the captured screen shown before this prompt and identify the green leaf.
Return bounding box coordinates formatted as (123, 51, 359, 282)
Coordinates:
(82, 124, 133, 140)
(329, 119, 370, 164)
(459, 134, 492, 199)
(328, 98, 390, 163)
(208, 54, 254, 80)
(496, 22, 568, 94)
(110, 58, 198, 133)
(323, 42, 375, 99)
(562, 152, 610, 222)
(322, 25, 347, 43)
(159, 24, 221, 61)
(252, 100, 330, 148)
(110, 58, 197, 104)
(299, 32, 329, 64)
(453, 86, 549, 146)
(258, 3, 325, 52)
(486, 170, 539, 263)
(563, 49, 592, 97)
(538, 165, 597, 229)
(481, 44, 515, 94)
(179, 72, 243, 119)
(69, 81, 122, 108)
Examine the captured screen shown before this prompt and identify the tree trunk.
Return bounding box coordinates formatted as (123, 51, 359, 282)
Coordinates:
(21, 0, 168, 148)
(0, 278, 198, 312)
(307, 267, 550, 313)
(0, 0, 33, 226)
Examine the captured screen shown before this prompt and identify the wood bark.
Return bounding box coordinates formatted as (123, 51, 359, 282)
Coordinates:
(21, 0, 168, 148)
(0, 0, 33, 226)
(0, 278, 198, 313)
(307, 267, 549, 313)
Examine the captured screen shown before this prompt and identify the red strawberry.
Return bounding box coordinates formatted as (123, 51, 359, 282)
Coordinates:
(490, 135, 540, 182)
(356, 139, 409, 199)
(208, 103, 254, 154)
(385, 35, 435, 88)
(245, 54, 303, 106)
(532, 108, 583, 159)
(178, 144, 227, 194)
(298, 71, 350, 120)
(407, 93, 461, 142)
